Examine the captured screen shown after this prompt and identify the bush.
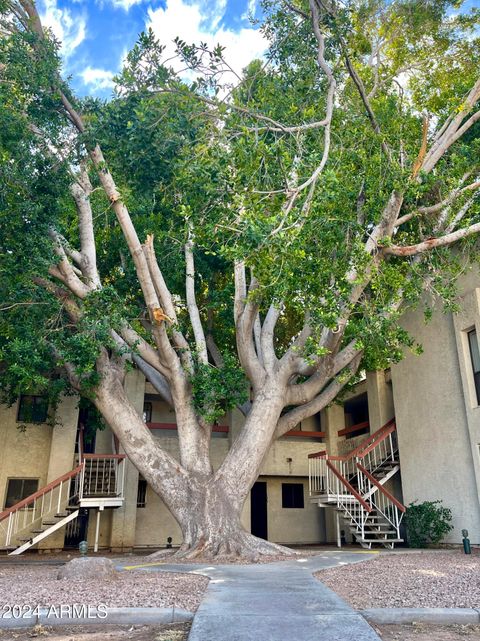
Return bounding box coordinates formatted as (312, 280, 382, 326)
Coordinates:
(405, 500, 453, 548)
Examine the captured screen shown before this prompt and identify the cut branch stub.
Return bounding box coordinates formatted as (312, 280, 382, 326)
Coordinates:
(153, 307, 173, 324)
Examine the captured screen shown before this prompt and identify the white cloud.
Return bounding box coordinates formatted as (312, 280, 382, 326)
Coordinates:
(242, 0, 257, 22)
(81, 66, 115, 91)
(105, 0, 145, 10)
(40, 0, 86, 59)
(146, 0, 267, 84)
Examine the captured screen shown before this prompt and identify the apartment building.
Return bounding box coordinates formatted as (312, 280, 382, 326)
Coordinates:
(1, 266, 480, 553)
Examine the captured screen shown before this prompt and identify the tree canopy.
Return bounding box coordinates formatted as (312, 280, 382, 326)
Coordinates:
(0, 0, 479, 557)
(1, 1, 479, 415)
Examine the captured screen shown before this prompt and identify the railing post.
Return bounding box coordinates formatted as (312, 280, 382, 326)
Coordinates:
(6, 513, 13, 547)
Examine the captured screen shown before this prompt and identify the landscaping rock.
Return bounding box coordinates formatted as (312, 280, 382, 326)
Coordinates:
(57, 556, 118, 581)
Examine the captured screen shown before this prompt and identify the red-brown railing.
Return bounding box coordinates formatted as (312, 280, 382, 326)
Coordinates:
(147, 422, 229, 433)
(337, 420, 370, 437)
(308, 417, 405, 543)
(327, 461, 372, 512)
(308, 418, 396, 460)
(147, 422, 324, 439)
(356, 463, 406, 513)
(0, 464, 83, 523)
(0, 454, 127, 550)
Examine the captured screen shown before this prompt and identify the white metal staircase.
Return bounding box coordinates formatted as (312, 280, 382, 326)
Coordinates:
(308, 419, 405, 549)
(0, 455, 126, 555)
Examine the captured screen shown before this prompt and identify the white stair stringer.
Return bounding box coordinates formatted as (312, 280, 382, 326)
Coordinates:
(9, 510, 80, 556)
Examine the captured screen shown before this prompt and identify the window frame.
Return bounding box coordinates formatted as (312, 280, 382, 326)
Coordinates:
(143, 402, 152, 424)
(4, 478, 39, 509)
(281, 482, 305, 509)
(137, 478, 147, 508)
(17, 395, 49, 424)
(467, 328, 480, 406)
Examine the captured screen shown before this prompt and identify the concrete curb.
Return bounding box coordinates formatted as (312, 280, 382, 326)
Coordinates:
(361, 608, 480, 626)
(0, 606, 194, 629)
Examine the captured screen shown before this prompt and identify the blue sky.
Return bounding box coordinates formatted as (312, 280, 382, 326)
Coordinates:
(38, 0, 267, 97)
(38, 0, 480, 99)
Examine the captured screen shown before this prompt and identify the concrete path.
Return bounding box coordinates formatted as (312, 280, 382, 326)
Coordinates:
(123, 551, 382, 641)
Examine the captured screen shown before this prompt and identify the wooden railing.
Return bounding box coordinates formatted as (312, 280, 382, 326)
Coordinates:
(0, 454, 126, 550)
(147, 422, 325, 440)
(0, 465, 83, 549)
(147, 422, 229, 433)
(308, 418, 404, 543)
(337, 421, 370, 437)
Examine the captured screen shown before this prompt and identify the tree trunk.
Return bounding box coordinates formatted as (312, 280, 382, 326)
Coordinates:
(161, 476, 295, 560)
(94, 366, 294, 559)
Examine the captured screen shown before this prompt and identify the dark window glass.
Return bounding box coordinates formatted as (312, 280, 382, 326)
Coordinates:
(343, 393, 370, 439)
(468, 329, 480, 405)
(137, 478, 147, 508)
(17, 395, 48, 423)
(143, 402, 152, 423)
(281, 483, 304, 509)
(5, 479, 39, 508)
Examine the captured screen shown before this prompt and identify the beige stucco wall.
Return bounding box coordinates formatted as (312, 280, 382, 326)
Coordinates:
(264, 476, 325, 544)
(134, 474, 325, 548)
(0, 400, 52, 512)
(0, 394, 79, 551)
(391, 266, 480, 543)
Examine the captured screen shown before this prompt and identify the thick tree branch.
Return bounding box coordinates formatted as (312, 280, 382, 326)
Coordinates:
(260, 303, 282, 373)
(143, 235, 193, 369)
(234, 264, 265, 387)
(383, 220, 480, 256)
(185, 234, 208, 365)
(48, 230, 92, 299)
(274, 352, 362, 438)
(285, 339, 360, 406)
(395, 173, 479, 227)
(422, 79, 480, 174)
(70, 168, 101, 288)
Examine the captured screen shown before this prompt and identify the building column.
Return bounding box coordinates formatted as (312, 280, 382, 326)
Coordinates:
(322, 405, 345, 543)
(323, 404, 344, 456)
(366, 370, 394, 433)
(109, 369, 145, 552)
(38, 394, 79, 552)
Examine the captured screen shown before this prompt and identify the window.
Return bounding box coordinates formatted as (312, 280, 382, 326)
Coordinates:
(137, 478, 147, 508)
(468, 329, 480, 405)
(281, 483, 304, 509)
(143, 402, 152, 424)
(343, 393, 370, 439)
(17, 395, 48, 423)
(5, 479, 39, 509)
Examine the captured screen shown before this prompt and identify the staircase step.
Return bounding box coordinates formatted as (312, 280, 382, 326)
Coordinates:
(30, 529, 46, 534)
(350, 528, 397, 534)
(359, 538, 403, 543)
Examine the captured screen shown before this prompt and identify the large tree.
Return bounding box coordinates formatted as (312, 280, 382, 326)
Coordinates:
(1, 0, 479, 558)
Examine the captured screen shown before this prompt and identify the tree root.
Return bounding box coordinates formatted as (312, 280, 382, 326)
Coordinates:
(149, 532, 298, 562)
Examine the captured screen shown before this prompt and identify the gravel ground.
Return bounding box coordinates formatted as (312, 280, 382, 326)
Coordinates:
(0, 623, 190, 641)
(0, 565, 208, 611)
(375, 624, 480, 641)
(315, 551, 480, 609)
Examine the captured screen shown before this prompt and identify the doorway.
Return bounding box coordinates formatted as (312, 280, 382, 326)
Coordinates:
(64, 508, 89, 548)
(250, 481, 268, 540)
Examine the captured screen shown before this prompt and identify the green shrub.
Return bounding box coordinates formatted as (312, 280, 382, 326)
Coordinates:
(405, 500, 453, 548)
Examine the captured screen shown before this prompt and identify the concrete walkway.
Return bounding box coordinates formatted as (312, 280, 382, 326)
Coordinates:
(124, 551, 382, 641)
